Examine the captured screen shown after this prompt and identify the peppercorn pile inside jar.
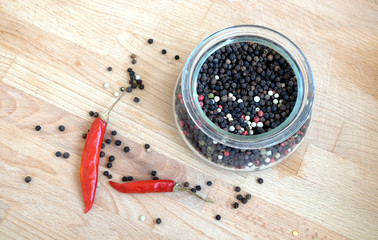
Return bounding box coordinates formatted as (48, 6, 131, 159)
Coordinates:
(174, 41, 311, 171)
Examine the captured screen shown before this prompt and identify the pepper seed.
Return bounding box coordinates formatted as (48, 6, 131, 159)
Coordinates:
(25, 176, 32, 183)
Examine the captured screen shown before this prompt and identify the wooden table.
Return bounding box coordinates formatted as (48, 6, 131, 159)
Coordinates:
(0, 1, 377, 239)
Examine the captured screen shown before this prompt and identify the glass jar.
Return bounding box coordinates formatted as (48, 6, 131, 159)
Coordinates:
(173, 25, 314, 171)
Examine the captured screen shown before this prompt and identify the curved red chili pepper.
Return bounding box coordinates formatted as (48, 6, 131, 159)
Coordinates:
(80, 117, 107, 213)
(80, 93, 123, 213)
(109, 180, 176, 193)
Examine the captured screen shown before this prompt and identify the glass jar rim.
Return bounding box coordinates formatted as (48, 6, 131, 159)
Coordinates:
(181, 25, 314, 149)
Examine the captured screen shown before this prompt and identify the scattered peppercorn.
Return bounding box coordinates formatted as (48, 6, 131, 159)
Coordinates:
(124, 146, 130, 152)
(155, 218, 162, 224)
(126, 87, 133, 93)
(107, 66, 112, 71)
(153, 177, 159, 180)
(127, 68, 132, 72)
(131, 54, 136, 59)
(206, 181, 213, 186)
(161, 49, 167, 54)
(147, 38, 153, 44)
(115, 140, 121, 146)
(100, 151, 105, 157)
(236, 194, 243, 201)
(111, 130, 117, 136)
(138, 84, 144, 90)
(215, 215, 221, 221)
(109, 155, 115, 162)
(190, 188, 196, 193)
(104, 171, 109, 176)
(235, 186, 241, 192)
(134, 97, 140, 103)
(120, 87, 125, 92)
(25, 176, 32, 183)
(131, 59, 136, 64)
(107, 162, 112, 168)
(246, 194, 252, 200)
(108, 174, 113, 179)
(151, 170, 157, 176)
(257, 178, 264, 184)
(63, 152, 70, 159)
(89, 111, 94, 116)
(93, 112, 99, 118)
(195, 185, 201, 191)
(241, 198, 248, 204)
(55, 151, 62, 157)
(35, 125, 41, 131)
(144, 144, 150, 149)
(101, 143, 105, 149)
(58, 125, 65, 132)
(82, 133, 87, 139)
(174, 55, 180, 60)
(183, 182, 189, 188)
(105, 139, 111, 144)
(127, 176, 133, 181)
(122, 176, 127, 182)
(233, 202, 239, 209)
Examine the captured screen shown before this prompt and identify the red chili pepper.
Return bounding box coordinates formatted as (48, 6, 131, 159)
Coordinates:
(80, 93, 123, 213)
(109, 180, 214, 202)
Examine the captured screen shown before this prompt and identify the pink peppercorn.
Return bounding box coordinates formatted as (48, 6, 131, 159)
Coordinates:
(199, 101, 204, 108)
(280, 143, 285, 147)
(284, 150, 289, 155)
(177, 93, 182, 100)
(258, 110, 264, 117)
(180, 99, 184, 104)
(224, 151, 230, 157)
(242, 131, 248, 135)
(218, 105, 223, 110)
(270, 158, 275, 163)
(255, 160, 260, 165)
(253, 116, 260, 123)
(183, 130, 187, 136)
(194, 125, 199, 130)
(179, 120, 184, 127)
(198, 95, 204, 101)
(241, 115, 245, 120)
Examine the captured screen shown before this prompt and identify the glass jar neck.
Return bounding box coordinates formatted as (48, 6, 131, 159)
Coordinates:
(181, 25, 314, 149)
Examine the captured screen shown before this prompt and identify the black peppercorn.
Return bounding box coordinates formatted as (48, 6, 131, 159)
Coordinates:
(101, 143, 105, 149)
(257, 178, 264, 184)
(233, 202, 239, 209)
(151, 171, 157, 176)
(138, 84, 144, 90)
(93, 112, 99, 118)
(111, 130, 117, 136)
(100, 151, 105, 157)
(107, 162, 112, 168)
(124, 146, 130, 152)
(55, 151, 62, 157)
(109, 155, 115, 162)
(35, 125, 41, 131)
(126, 87, 133, 93)
(174, 55, 180, 60)
(105, 139, 111, 144)
(215, 215, 221, 221)
(153, 177, 159, 180)
(134, 97, 140, 103)
(127, 176, 133, 181)
(104, 171, 109, 176)
(241, 198, 248, 204)
(195, 185, 201, 191)
(161, 49, 167, 54)
(246, 194, 252, 200)
(127, 68, 132, 72)
(147, 38, 153, 44)
(122, 176, 127, 182)
(63, 152, 70, 159)
(236, 194, 243, 201)
(190, 188, 196, 193)
(89, 111, 94, 116)
(108, 174, 113, 179)
(235, 186, 241, 192)
(144, 144, 150, 149)
(82, 133, 87, 139)
(25, 176, 32, 183)
(131, 59, 136, 64)
(107, 66, 112, 71)
(156, 218, 162, 224)
(58, 125, 65, 132)
(183, 182, 189, 188)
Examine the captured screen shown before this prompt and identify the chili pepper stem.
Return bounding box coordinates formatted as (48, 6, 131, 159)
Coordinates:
(100, 91, 124, 123)
(173, 183, 214, 203)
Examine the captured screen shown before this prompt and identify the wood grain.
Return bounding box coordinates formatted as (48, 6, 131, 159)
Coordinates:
(0, 0, 377, 239)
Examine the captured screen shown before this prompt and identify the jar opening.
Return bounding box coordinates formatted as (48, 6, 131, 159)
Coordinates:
(182, 25, 314, 149)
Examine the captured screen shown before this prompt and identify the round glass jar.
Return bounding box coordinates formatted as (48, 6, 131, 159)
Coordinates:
(173, 25, 314, 171)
